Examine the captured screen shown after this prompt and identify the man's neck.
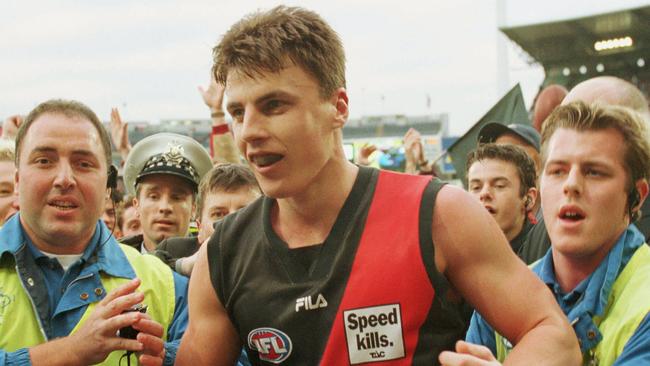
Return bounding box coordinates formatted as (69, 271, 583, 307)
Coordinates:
(142, 237, 158, 252)
(551, 242, 615, 293)
(20, 217, 91, 255)
(505, 214, 527, 242)
(273, 161, 359, 248)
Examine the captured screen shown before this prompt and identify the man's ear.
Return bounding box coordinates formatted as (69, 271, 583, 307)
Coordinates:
(525, 187, 538, 211)
(329, 87, 349, 129)
(633, 179, 649, 212)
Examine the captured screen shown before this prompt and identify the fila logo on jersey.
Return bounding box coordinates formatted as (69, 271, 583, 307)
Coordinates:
(295, 294, 328, 312)
(247, 327, 292, 364)
(343, 304, 405, 364)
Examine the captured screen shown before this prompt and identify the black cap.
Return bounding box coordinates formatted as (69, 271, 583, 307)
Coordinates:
(478, 123, 541, 151)
(123, 133, 213, 196)
(137, 151, 200, 189)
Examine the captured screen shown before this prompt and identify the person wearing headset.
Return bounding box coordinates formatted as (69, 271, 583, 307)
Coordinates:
(466, 102, 650, 365)
(0, 99, 188, 366)
(466, 143, 538, 262)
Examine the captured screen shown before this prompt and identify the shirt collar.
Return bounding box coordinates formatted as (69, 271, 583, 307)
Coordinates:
(0, 213, 135, 279)
(534, 225, 644, 316)
(532, 225, 644, 353)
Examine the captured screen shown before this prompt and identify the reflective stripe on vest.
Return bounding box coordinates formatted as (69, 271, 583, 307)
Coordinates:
(495, 245, 650, 364)
(0, 244, 176, 365)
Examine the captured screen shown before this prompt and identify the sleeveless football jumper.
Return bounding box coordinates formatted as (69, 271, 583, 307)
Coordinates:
(208, 167, 468, 365)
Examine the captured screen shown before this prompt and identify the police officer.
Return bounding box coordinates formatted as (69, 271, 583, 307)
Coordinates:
(121, 133, 212, 253)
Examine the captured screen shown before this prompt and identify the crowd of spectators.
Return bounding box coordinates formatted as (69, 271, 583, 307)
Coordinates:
(1, 5, 649, 366)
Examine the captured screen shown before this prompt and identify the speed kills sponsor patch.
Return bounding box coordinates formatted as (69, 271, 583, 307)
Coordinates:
(343, 304, 405, 364)
(247, 327, 292, 364)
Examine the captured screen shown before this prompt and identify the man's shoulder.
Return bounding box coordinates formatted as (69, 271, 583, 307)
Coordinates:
(519, 216, 551, 265)
(157, 236, 200, 258)
(119, 234, 144, 249)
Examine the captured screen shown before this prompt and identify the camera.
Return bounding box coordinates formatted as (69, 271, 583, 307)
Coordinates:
(118, 304, 148, 339)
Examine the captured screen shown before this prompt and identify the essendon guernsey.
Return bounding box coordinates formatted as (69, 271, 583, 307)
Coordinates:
(208, 167, 470, 365)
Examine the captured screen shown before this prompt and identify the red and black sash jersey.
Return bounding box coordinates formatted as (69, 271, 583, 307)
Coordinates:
(208, 167, 470, 365)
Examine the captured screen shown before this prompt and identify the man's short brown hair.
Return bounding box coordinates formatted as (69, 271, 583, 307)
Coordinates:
(466, 143, 537, 197)
(16, 99, 112, 168)
(196, 163, 260, 216)
(542, 101, 650, 220)
(212, 5, 346, 97)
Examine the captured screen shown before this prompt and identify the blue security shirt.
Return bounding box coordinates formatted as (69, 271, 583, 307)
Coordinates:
(0, 214, 188, 366)
(466, 225, 650, 365)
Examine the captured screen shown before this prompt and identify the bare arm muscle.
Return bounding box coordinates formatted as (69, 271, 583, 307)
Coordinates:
(433, 185, 580, 365)
(176, 243, 241, 365)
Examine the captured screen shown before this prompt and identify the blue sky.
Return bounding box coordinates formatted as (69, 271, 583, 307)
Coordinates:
(1, 0, 648, 135)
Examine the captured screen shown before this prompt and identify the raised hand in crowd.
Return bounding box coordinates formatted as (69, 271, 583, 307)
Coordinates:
(403, 127, 428, 174)
(110, 107, 132, 163)
(198, 75, 226, 118)
(2, 115, 22, 140)
(355, 143, 376, 166)
(199, 75, 240, 164)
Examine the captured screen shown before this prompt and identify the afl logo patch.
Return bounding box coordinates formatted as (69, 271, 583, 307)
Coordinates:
(247, 327, 293, 364)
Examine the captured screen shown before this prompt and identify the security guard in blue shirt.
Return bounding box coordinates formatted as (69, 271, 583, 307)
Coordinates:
(466, 102, 650, 365)
(0, 99, 188, 366)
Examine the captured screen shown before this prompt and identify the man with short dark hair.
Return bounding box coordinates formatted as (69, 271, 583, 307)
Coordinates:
(467, 101, 650, 365)
(466, 144, 537, 261)
(176, 6, 579, 365)
(0, 99, 188, 366)
(155, 163, 260, 276)
(121, 133, 212, 253)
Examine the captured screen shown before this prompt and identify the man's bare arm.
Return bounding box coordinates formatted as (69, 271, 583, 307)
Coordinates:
(176, 242, 241, 365)
(433, 185, 580, 365)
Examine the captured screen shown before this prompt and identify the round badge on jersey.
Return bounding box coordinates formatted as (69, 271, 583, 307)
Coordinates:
(247, 327, 293, 364)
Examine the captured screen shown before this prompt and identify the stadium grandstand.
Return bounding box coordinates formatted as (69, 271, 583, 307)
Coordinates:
(501, 5, 650, 99)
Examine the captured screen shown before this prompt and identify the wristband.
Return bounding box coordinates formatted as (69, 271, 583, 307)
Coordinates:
(212, 124, 230, 135)
(211, 111, 225, 118)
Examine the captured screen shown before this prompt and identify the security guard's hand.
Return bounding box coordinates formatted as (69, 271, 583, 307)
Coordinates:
(66, 278, 149, 365)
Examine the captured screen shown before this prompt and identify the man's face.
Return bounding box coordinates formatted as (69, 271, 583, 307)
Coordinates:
(226, 64, 342, 199)
(121, 205, 141, 238)
(101, 196, 121, 237)
(16, 113, 108, 253)
(0, 160, 17, 226)
(494, 134, 541, 174)
(134, 174, 195, 249)
(468, 159, 527, 241)
(541, 127, 631, 265)
(197, 187, 260, 243)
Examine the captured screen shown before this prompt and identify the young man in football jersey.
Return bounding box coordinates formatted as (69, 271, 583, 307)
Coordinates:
(176, 6, 579, 365)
